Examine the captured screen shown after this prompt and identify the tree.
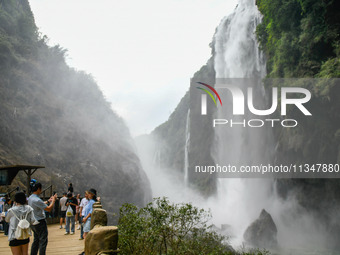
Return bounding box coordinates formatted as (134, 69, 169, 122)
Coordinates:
(118, 197, 269, 255)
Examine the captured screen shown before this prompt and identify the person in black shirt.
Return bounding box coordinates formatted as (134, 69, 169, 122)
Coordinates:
(68, 183, 74, 194)
(64, 192, 78, 235)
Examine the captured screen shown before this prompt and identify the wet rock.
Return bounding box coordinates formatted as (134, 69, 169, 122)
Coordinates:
(243, 209, 278, 249)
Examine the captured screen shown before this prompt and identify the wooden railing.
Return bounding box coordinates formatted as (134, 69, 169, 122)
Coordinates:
(41, 184, 53, 199)
(6, 186, 19, 197)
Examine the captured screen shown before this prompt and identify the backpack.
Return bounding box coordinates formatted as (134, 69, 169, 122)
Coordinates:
(12, 209, 31, 240)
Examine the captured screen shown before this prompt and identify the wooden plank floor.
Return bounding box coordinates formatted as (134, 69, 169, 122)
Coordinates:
(0, 224, 84, 255)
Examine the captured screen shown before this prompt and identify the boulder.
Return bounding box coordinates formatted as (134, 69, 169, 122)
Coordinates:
(93, 202, 103, 209)
(85, 226, 119, 255)
(90, 208, 108, 230)
(243, 209, 278, 249)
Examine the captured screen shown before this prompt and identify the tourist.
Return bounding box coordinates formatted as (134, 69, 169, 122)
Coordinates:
(78, 191, 89, 239)
(29, 179, 37, 194)
(5, 191, 38, 255)
(0, 196, 6, 234)
(28, 182, 57, 255)
(68, 183, 74, 194)
(82, 188, 97, 239)
(59, 193, 67, 229)
(52, 192, 59, 218)
(65, 192, 78, 235)
(75, 194, 80, 227)
(3, 195, 11, 236)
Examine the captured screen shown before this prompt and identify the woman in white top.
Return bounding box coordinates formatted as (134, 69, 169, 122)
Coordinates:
(5, 192, 38, 255)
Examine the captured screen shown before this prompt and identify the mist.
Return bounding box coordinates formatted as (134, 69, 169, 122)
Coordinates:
(136, 129, 335, 254)
(134, 0, 338, 254)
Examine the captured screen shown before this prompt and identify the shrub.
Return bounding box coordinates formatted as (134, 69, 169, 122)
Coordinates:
(118, 197, 269, 255)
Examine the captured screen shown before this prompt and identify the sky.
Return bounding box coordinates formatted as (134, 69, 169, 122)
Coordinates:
(29, 0, 238, 136)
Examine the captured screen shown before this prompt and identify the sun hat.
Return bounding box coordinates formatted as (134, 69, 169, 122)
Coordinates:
(88, 188, 97, 196)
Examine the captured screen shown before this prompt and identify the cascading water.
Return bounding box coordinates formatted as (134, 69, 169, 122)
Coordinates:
(137, 0, 330, 253)
(213, 0, 271, 169)
(211, 0, 329, 252)
(211, 0, 276, 245)
(184, 109, 190, 187)
(214, 0, 266, 79)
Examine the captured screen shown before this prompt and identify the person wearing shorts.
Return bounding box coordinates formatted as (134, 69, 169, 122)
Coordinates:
(5, 192, 38, 255)
(59, 193, 67, 229)
(82, 189, 97, 239)
(78, 191, 89, 239)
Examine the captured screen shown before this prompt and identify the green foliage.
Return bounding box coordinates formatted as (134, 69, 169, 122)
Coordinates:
(256, 0, 339, 78)
(317, 43, 340, 78)
(118, 197, 269, 255)
(257, 2, 340, 241)
(256, 0, 340, 165)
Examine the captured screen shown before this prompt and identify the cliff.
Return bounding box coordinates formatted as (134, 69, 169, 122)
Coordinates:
(0, 0, 151, 213)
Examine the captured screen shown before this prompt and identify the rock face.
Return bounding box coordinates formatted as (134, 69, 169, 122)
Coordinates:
(0, 0, 151, 215)
(136, 59, 217, 197)
(243, 209, 278, 249)
(85, 226, 119, 255)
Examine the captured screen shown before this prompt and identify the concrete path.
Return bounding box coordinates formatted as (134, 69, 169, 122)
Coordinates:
(0, 224, 84, 255)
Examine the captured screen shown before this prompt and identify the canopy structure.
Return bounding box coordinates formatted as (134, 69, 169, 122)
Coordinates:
(0, 165, 45, 194)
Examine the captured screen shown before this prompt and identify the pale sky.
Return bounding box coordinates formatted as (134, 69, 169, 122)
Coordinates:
(29, 0, 238, 136)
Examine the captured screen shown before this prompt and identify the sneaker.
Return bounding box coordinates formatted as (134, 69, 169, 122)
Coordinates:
(71, 232, 75, 235)
(59, 226, 63, 229)
(79, 237, 84, 240)
(64, 232, 69, 235)
(77, 226, 80, 230)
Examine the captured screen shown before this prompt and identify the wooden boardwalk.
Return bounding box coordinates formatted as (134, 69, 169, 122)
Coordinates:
(0, 224, 84, 255)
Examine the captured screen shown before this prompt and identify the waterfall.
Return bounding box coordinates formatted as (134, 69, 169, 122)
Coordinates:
(211, 1, 327, 251)
(213, 0, 271, 169)
(214, 0, 266, 79)
(137, 0, 328, 252)
(184, 109, 190, 187)
(211, 1, 276, 245)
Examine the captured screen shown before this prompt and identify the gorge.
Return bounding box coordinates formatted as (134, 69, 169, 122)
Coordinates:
(137, 0, 340, 253)
(1, 0, 340, 253)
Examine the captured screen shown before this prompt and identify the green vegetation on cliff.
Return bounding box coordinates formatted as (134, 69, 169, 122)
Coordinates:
(256, 0, 340, 78)
(256, 0, 340, 248)
(0, 0, 150, 211)
(255, 0, 340, 165)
